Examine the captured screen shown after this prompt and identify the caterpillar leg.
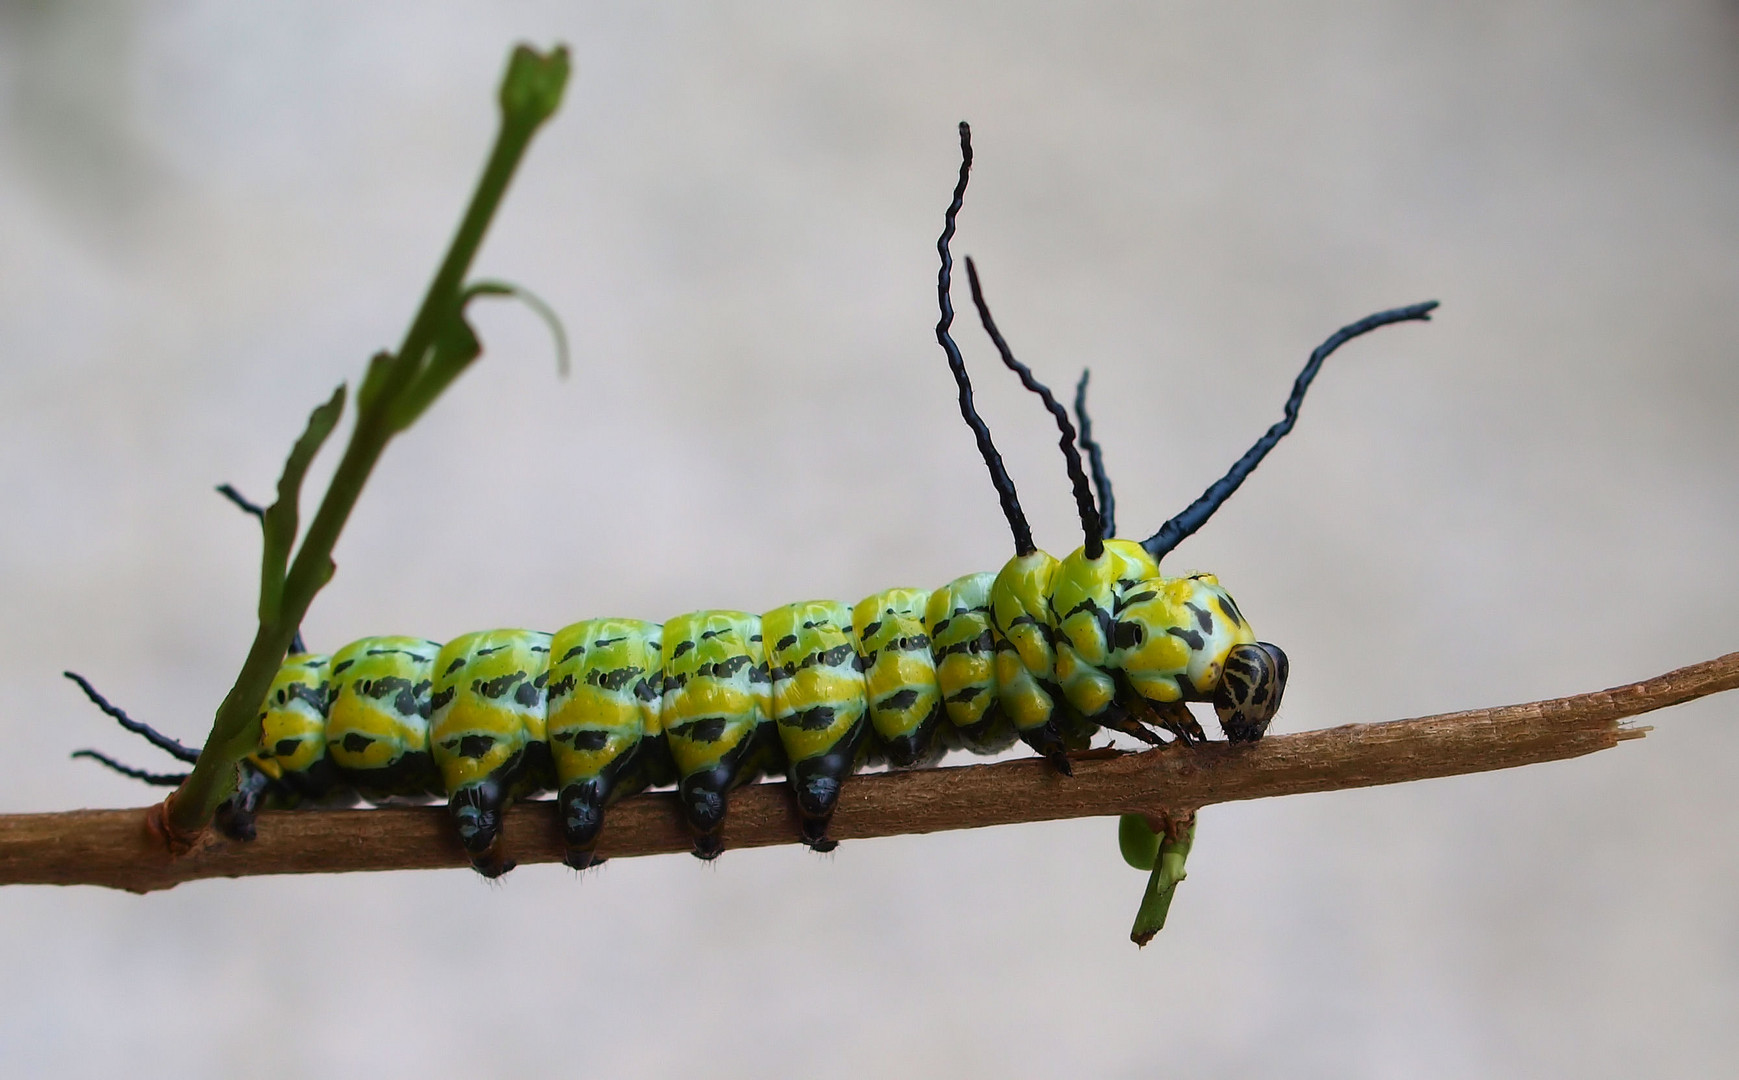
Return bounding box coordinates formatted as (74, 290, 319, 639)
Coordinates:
(1216, 642, 1288, 742)
(765, 601, 871, 852)
(429, 630, 555, 877)
(662, 611, 782, 860)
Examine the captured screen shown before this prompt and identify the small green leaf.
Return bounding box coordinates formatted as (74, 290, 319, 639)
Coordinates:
(1118, 813, 1160, 871)
(464, 279, 571, 377)
(258, 384, 345, 623)
(499, 44, 570, 129)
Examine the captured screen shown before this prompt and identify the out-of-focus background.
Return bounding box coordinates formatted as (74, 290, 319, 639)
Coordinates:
(2, 3, 1736, 1076)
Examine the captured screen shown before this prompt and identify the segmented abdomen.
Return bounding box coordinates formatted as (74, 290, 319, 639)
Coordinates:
(244, 540, 1261, 872)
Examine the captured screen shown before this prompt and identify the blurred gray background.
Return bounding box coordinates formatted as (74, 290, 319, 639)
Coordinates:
(2, 2, 1736, 1077)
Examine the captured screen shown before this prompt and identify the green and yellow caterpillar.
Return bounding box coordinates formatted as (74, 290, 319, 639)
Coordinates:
(72, 122, 1435, 883)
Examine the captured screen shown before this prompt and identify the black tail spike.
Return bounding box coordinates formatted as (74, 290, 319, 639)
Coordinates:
(71, 749, 188, 787)
(936, 122, 1035, 557)
(965, 257, 1104, 559)
(1141, 300, 1439, 562)
(63, 671, 201, 764)
(1074, 368, 1116, 541)
(216, 483, 307, 655)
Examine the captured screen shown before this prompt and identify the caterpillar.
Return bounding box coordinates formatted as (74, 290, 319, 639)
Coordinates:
(72, 122, 1435, 879)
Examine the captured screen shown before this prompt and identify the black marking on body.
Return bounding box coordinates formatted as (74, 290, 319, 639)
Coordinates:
(776, 634, 798, 652)
(860, 619, 883, 640)
(428, 686, 456, 713)
(700, 654, 753, 680)
(273, 738, 301, 757)
(670, 717, 729, 744)
(788, 705, 840, 732)
(592, 665, 645, 692)
(458, 734, 496, 759)
(1115, 589, 1157, 612)
(671, 639, 695, 659)
(1186, 601, 1214, 634)
(946, 685, 987, 705)
(559, 644, 586, 664)
(476, 672, 526, 700)
(1167, 626, 1206, 651)
(877, 688, 920, 711)
(331, 659, 355, 675)
(547, 672, 577, 700)
(514, 680, 541, 709)
(443, 657, 466, 677)
(557, 729, 611, 751)
(342, 732, 374, 753)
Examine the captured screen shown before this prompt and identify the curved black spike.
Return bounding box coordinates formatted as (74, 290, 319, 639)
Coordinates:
(63, 671, 201, 764)
(1074, 368, 1115, 541)
(965, 257, 1103, 559)
(1142, 300, 1439, 561)
(216, 483, 307, 655)
(936, 123, 1035, 556)
(71, 749, 188, 787)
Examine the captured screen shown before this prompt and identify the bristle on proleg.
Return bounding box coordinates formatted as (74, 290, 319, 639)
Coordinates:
(1074, 369, 1115, 541)
(935, 122, 1035, 557)
(1141, 300, 1439, 562)
(965, 256, 1104, 560)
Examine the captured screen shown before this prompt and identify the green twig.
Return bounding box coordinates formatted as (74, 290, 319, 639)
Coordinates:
(163, 43, 571, 840)
(1130, 814, 1195, 946)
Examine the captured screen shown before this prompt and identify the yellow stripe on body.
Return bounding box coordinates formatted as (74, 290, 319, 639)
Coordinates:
(547, 617, 663, 788)
(851, 588, 942, 763)
(1049, 540, 1159, 721)
(429, 628, 553, 794)
(659, 610, 768, 779)
(924, 572, 1013, 751)
(324, 636, 441, 796)
(989, 550, 1061, 734)
(249, 653, 331, 781)
(762, 600, 866, 765)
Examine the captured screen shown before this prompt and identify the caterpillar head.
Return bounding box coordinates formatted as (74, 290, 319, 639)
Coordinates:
(1214, 641, 1289, 742)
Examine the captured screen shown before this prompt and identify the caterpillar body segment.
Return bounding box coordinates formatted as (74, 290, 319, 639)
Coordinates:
(428, 629, 555, 876)
(547, 618, 670, 869)
(763, 600, 871, 851)
(659, 610, 781, 860)
(325, 636, 444, 803)
(922, 574, 1020, 755)
(851, 588, 947, 769)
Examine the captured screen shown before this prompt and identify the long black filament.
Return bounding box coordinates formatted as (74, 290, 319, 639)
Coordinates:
(71, 749, 188, 787)
(1142, 300, 1439, 562)
(64, 670, 202, 763)
(936, 122, 1035, 556)
(965, 257, 1104, 560)
(1074, 368, 1116, 541)
(217, 483, 307, 655)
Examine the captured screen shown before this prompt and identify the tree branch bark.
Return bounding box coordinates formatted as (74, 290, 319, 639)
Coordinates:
(5, 651, 1735, 894)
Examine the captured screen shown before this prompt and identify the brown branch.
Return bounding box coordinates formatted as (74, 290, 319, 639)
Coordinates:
(6, 651, 1735, 894)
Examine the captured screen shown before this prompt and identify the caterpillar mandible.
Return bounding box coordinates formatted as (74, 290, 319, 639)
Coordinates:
(72, 122, 1436, 879)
